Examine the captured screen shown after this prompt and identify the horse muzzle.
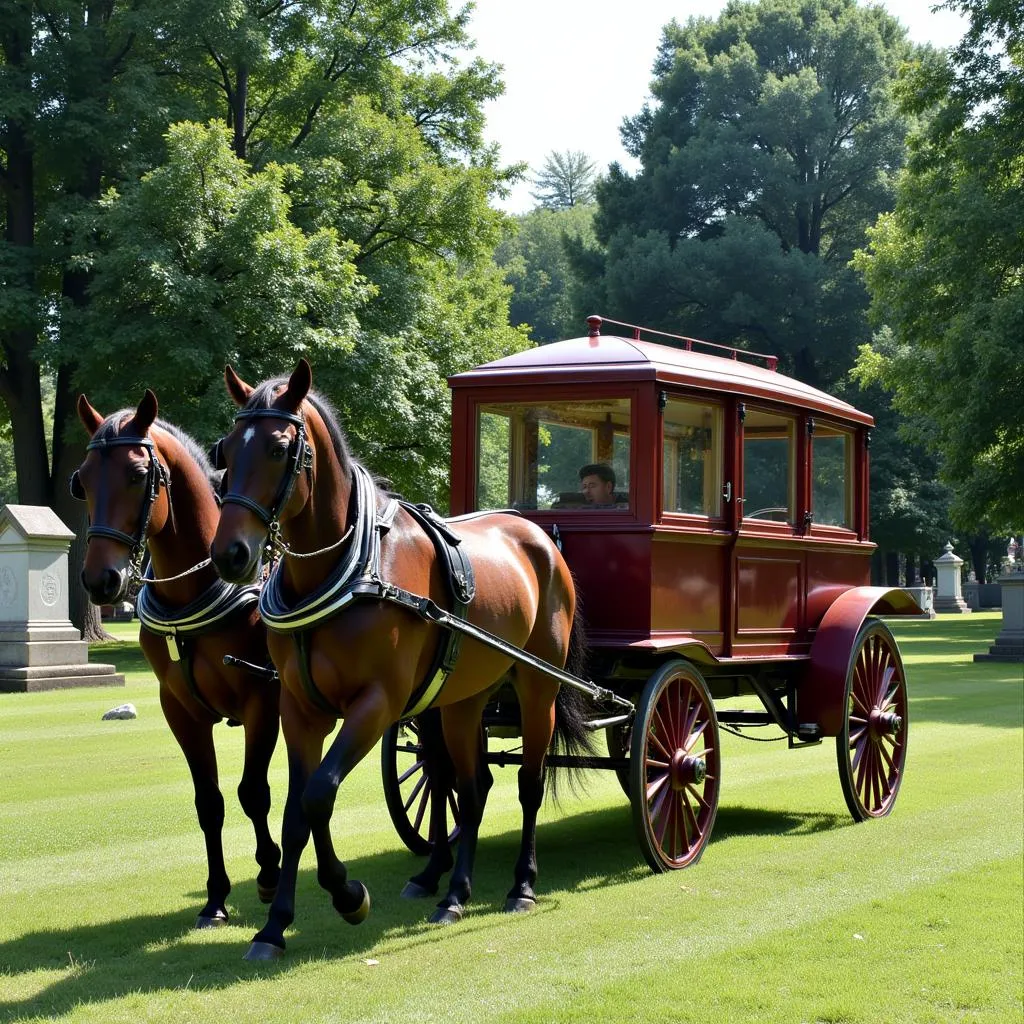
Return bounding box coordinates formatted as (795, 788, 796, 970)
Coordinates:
(81, 566, 128, 607)
(210, 538, 261, 585)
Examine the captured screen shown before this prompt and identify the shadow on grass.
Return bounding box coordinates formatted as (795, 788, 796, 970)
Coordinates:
(0, 800, 849, 1020)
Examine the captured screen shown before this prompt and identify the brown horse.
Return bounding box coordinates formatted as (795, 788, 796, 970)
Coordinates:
(74, 390, 281, 927)
(209, 359, 591, 960)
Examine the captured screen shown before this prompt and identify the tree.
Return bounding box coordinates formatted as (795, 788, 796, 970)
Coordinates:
(853, 0, 1024, 531)
(529, 150, 597, 209)
(495, 204, 596, 342)
(576, 0, 920, 391)
(1, 0, 527, 628)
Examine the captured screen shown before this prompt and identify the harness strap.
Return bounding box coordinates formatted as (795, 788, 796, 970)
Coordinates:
(294, 630, 336, 716)
(173, 635, 230, 722)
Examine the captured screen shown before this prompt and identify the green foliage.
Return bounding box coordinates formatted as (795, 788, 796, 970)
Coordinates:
(580, 0, 918, 390)
(1, 0, 525, 511)
(853, 0, 1024, 530)
(529, 150, 598, 209)
(496, 205, 596, 343)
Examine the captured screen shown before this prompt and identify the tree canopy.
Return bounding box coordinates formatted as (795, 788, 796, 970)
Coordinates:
(577, 0, 919, 391)
(853, 0, 1024, 530)
(529, 150, 598, 210)
(496, 204, 596, 343)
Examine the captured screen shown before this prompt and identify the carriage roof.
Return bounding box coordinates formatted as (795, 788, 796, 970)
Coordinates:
(449, 329, 873, 427)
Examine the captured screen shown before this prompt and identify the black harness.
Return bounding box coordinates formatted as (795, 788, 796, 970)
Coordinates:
(220, 408, 475, 720)
(70, 433, 169, 588)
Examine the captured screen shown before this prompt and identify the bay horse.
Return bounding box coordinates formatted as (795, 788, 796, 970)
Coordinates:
(209, 359, 591, 960)
(74, 390, 281, 927)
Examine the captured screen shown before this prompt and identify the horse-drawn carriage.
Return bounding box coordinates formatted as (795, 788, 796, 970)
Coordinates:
(382, 314, 916, 874)
(73, 313, 916, 958)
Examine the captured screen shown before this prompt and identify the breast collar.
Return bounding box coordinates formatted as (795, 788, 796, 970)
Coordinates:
(258, 462, 397, 632)
(136, 571, 261, 638)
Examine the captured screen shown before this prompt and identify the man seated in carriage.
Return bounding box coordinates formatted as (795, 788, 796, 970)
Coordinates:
(579, 463, 619, 506)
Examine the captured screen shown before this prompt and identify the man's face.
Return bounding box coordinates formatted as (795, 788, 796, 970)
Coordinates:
(580, 474, 615, 504)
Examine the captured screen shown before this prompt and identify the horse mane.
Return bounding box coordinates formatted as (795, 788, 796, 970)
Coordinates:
(243, 377, 358, 475)
(96, 410, 217, 487)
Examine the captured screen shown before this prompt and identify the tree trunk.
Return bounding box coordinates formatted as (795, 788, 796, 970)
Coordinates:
(884, 551, 900, 587)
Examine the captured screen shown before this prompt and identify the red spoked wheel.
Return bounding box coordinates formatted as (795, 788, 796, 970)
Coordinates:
(381, 718, 460, 856)
(836, 619, 909, 821)
(630, 660, 720, 872)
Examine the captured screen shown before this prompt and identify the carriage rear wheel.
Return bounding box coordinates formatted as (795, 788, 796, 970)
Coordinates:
(836, 619, 909, 820)
(381, 718, 460, 856)
(604, 722, 632, 797)
(630, 660, 720, 872)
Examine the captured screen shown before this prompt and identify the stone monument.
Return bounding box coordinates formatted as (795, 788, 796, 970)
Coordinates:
(933, 541, 971, 614)
(0, 504, 124, 691)
(974, 537, 1024, 663)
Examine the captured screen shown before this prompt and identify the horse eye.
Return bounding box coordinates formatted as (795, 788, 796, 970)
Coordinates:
(269, 443, 289, 461)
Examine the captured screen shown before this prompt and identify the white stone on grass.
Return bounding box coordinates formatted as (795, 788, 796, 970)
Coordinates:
(102, 703, 137, 720)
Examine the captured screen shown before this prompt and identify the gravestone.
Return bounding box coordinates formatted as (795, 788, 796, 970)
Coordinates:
(974, 556, 1024, 663)
(0, 504, 124, 692)
(933, 541, 971, 614)
(902, 585, 936, 619)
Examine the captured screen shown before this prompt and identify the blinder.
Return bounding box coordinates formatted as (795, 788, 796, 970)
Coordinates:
(209, 438, 227, 472)
(69, 470, 85, 501)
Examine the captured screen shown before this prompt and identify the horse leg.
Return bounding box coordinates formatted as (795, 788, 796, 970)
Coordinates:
(246, 696, 330, 960)
(237, 700, 282, 904)
(505, 673, 560, 913)
(159, 688, 230, 928)
(302, 685, 395, 923)
(430, 694, 493, 925)
(402, 708, 456, 899)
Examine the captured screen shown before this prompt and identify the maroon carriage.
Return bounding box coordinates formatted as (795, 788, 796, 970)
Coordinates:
(382, 315, 917, 872)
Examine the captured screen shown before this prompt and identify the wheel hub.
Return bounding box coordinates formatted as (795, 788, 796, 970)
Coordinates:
(669, 748, 706, 790)
(869, 710, 903, 736)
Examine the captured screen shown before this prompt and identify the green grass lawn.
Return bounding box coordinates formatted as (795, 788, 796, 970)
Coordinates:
(1, 614, 1020, 1023)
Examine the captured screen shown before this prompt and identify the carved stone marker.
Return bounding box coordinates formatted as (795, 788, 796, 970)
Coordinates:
(933, 541, 971, 614)
(0, 504, 124, 692)
(974, 568, 1024, 663)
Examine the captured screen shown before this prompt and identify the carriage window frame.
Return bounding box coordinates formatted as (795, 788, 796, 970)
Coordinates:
(660, 396, 725, 522)
(473, 395, 635, 514)
(810, 422, 856, 532)
(740, 406, 796, 527)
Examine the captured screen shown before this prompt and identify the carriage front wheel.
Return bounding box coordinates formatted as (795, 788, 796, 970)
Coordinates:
(836, 619, 909, 820)
(381, 717, 460, 856)
(630, 660, 721, 872)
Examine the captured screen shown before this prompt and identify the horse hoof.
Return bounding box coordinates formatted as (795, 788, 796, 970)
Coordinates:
(243, 941, 285, 961)
(341, 883, 371, 925)
(504, 896, 537, 914)
(195, 910, 228, 929)
(428, 904, 464, 925)
(257, 884, 277, 905)
(401, 880, 435, 899)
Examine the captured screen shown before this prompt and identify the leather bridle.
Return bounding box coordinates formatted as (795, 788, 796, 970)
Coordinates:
(216, 408, 313, 559)
(70, 434, 169, 586)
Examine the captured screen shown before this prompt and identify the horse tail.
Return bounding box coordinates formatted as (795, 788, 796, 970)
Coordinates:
(547, 596, 595, 802)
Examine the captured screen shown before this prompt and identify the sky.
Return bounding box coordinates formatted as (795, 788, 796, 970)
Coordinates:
(465, 0, 970, 213)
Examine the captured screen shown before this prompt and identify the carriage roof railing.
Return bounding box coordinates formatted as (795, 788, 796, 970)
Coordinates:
(587, 314, 780, 373)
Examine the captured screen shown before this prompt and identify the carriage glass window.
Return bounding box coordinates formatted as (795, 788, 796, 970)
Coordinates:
(742, 409, 794, 523)
(812, 426, 853, 527)
(662, 399, 723, 517)
(476, 399, 632, 510)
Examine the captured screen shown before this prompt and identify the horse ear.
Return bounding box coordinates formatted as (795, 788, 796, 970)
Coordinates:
(282, 358, 312, 411)
(131, 389, 158, 434)
(77, 395, 103, 436)
(225, 365, 253, 407)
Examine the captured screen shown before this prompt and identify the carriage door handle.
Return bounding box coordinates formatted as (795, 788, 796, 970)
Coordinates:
(722, 481, 732, 503)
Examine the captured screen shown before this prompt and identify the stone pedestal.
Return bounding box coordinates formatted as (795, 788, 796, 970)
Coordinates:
(934, 541, 971, 614)
(974, 571, 1024, 662)
(0, 505, 124, 692)
(963, 581, 1003, 610)
(903, 585, 936, 619)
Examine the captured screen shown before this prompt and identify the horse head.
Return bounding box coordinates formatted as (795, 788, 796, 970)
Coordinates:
(73, 390, 170, 606)
(210, 359, 323, 583)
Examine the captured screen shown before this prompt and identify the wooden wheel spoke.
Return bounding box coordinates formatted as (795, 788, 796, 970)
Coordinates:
(397, 759, 426, 786)
(648, 725, 674, 762)
(646, 770, 670, 804)
(447, 790, 460, 825)
(683, 717, 709, 754)
(684, 782, 711, 813)
(849, 724, 867, 747)
(646, 757, 670, 769)
(411, 777, 431, 833)
(651, 784, 673, 847)
(681, 792, 702, 849)
(402, 771, 428, 814)
(850, 687, 872, 717)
